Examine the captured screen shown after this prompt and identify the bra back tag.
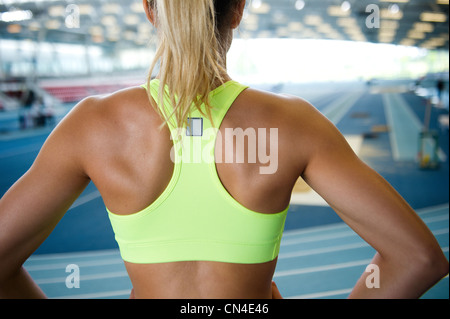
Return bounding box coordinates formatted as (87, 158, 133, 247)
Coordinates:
(186, 118, 203, 137)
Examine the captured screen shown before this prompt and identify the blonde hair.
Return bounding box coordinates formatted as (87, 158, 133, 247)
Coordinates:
(146, 0, 234, 129)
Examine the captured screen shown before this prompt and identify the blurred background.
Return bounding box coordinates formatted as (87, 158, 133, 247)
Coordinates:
(0, 0, 448, 299)
(0, 0, 448, 98)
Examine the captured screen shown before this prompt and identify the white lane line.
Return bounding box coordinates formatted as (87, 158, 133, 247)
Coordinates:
(287, 288, 353, 299)
(281, 230, 357, 246)
(274, 259, 373, 278)
(35, 271, 128, 285)
(280, 230, 447, 259)
(282, 223, 349, 238)
(383, 93, 447, 162)
(27, 249, 120, 262)
(287, 276, 450, 299)
(383, 93, 412, 161)
(53, 289, 132, 300)
(279, 242, 371, 259)
(281, 213, 448, 245)
(423, 215, 449, 223)
(322, 91, 365, 125)
(276, 247, 449, 279)
(25, 258, 124, 271)
(415, 203, 449, 216)
(68, 190, 102, 211)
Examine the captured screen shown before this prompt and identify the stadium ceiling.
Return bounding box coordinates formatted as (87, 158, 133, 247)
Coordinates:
(0, 0, 449, 50)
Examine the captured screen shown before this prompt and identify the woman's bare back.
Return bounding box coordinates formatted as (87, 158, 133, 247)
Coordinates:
(77, 86, 305, 298)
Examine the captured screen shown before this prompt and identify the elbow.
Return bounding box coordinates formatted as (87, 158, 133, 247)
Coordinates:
(431, 253, 449, 281)
(413, 248, 449, 284)
(0, 251, 23, 289)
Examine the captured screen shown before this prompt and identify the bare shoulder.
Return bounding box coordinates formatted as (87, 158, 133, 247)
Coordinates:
(238, 87, 334, 139)
(59, 86, 158, 143)
(45, 86, 160, 170)
(69, 86, 153, 129)
(241, 87, 324, 121)
(237, 87, 353, 165)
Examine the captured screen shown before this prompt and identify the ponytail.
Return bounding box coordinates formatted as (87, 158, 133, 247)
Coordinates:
(147, 0, 228, 129)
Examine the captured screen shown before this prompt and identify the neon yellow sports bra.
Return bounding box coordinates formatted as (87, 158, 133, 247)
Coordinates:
(107, 79, 289, 264)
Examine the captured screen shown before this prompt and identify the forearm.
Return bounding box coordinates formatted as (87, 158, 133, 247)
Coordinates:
(349, 253, 448, 299)
(0, 267, 46, 299)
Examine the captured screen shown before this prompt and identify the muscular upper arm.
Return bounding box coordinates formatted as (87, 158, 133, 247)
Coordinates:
(0, 99, 93, 279)
(294, 99, 443, 264)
